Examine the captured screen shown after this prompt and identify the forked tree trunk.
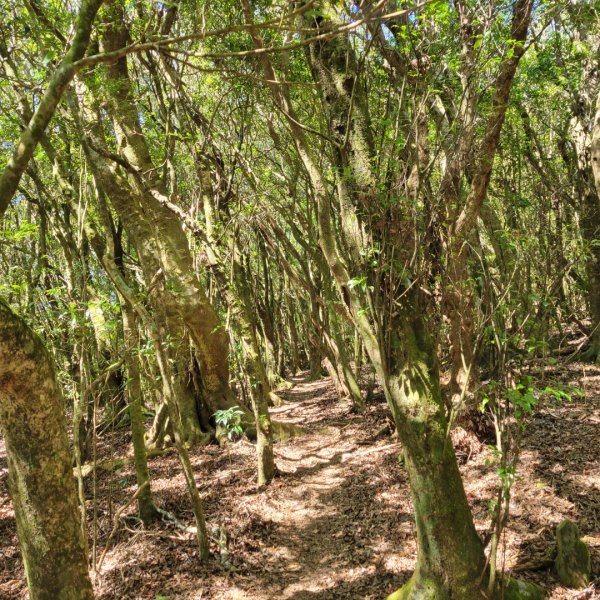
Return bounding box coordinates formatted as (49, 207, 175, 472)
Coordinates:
(76, 104, 213, 446)
(87, 2, 234, 426)
(0, 300, 94, 600)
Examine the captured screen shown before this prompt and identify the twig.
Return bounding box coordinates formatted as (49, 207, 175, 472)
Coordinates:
(96, 482, 149, 574)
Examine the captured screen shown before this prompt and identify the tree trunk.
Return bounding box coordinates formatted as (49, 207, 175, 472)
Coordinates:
(88, 2, 234, 419)
(445, 244, 478, 408)
(326, 289, 364, 412)
(241, 3, 510, 594)
(587, 90, 600, 359)
(580, 189, 600, 359)
(122, 303, 159, 524)
(201, 175, 275, 486)
(152, 327, 211, 561)
(76, 104, 215, 445)
(0, 299, 94, 600)
(308, 294, 323, 380)
(231, 261, 275, 486)
(385, 316, 487, 599)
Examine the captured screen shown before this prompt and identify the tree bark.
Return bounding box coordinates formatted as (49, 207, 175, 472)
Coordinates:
(587, 90, 600, 358)
(385, 311, 487, 598)
(122, 303, 159, 523)
(446, 0, 534, 405)
(91, 1, 234, 422)
(201, 172, 275, 487)
(0, 300, 94, 600)
(241, 2, 511, 594)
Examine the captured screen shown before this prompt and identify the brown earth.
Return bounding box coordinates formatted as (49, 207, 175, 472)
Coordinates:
(0, 364, 599, 599)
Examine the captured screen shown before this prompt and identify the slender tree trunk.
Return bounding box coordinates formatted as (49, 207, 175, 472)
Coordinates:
(122, 303, 159, 523)
(325, 288, 364, 412)
(231, 261, 275, 486)
(285, 290, 300, 374)
(201, 175, 275, 486)
(145, 401, 172, 451)
(96, 254, 211, 560)
(580, 188, 600, 359)
(0, 0, 103, 214)
(308, 293, 323, 380)
(587, 90, 600, 358)
(153, 332, 211, 561)
(0, 300, 94, 600)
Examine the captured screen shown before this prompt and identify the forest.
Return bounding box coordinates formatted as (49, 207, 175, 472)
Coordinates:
(0, 0, 598, 598)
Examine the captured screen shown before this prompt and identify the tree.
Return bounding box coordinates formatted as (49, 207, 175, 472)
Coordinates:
(0, 0, 103, 596)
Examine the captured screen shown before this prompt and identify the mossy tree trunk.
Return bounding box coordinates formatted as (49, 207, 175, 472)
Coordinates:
(586, 89, 600, 358)
(121, 303, 159, 524)
(284, 286, 301, 374)
(152, 327, 211, 561)
(324, 286, 364, 412)
(0, 2, 102, 592)
(201, 171, 275, 486)
(385, 310, 487, 598)
(85, 0, 234, 432)
(0, 299, 94, 600)
(75, 95, 210, 446)
(580, 188, 600, 359)
(231, 260, 276, 486)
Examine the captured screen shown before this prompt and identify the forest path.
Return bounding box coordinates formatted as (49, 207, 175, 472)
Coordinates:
(1, 368, 599, 599)
(249, 375, 411, 599)
(110, 373, 415, 600)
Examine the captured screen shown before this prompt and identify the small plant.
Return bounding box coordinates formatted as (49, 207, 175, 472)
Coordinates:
(213, 406, 245, 441)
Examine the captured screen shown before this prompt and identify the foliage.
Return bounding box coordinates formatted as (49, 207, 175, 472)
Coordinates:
(213, 406, 246, 441)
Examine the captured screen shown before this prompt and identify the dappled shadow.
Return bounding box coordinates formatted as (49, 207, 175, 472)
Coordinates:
(7, 366, 594, 599)
(500, 363, 600, 590)
(93, 375, 414, 599)
(95, 443, 414, 599)
(238, 465, 413, 599)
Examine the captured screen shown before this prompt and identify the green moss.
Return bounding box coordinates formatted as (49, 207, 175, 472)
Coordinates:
(504, 577, 546, 600)
(386, 575, 450, 600)
(555, 520, 591, 588)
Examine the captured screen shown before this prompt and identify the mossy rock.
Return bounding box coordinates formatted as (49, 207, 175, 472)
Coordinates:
(386, 575, 449, 600)
(504, 577, 546, 600)
(269, 392, 285, 406)
(555, 519, 591, 588)
(272, 421, 306, 441)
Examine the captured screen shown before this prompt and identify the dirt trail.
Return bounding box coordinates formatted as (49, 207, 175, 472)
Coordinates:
(0, 368, 599, 599)
(243, 376, 411, 599)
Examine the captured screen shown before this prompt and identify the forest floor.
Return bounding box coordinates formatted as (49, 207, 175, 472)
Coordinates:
(1, 362, 599, 599)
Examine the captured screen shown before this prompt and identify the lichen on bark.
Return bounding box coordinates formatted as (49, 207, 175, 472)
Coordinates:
(0, 299, 93, 599)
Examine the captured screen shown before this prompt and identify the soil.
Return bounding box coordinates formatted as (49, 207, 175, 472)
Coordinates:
(1, 363, 599, 599)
